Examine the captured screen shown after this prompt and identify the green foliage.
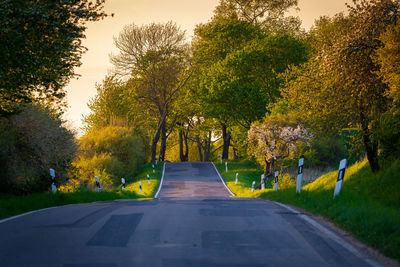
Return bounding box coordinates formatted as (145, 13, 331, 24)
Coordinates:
(213, 0, 301, 34)
(0, 0, 109, 114)
(375, 22, 400, 106)
(376, 111, 400, 162)
(73, 126, 146, 188)
(193, 17, 265, 66)
(0, 162, 164, 220)
(83, 76, 131, 131)
(124, 162, 163, 197)
(282, 0, 400, 171)
(0, 104, 76, 194)
(216, 159, 294, 197)
(201, 34, 309, 128)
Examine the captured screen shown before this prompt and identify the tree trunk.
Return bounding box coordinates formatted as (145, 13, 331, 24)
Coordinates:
(360, 112, 379, 172)
(233, 145, 238, 160)
(195, 135, 203, 162)
(179, 130, 185, 162)
(151, 128, 162, 163)
(183, 131, 189, 161)
(151, 113, 167, 162)
(203, 131, 212, 161)
(179, 129, 189, 162)
(159, 121, 167, 162)
(222, 124, 231, 159)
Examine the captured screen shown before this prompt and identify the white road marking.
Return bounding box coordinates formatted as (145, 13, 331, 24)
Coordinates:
(211, 162, 235, 197)
(154, 162, 166, 198)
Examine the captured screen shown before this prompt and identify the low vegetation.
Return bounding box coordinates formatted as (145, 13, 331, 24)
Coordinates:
(0, 162, 163, 220)
(217, 158, 400, 261)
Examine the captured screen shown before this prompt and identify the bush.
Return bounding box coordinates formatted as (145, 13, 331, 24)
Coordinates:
(0, 104, 77, 194)
(376, 111, 400, 163)
(73, 126, 146, 189)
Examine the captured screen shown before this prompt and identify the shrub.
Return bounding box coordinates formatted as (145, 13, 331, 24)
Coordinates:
(73, 126, 146, 189)
(0, 104, 77, 194)
(376, 111, 400, 163)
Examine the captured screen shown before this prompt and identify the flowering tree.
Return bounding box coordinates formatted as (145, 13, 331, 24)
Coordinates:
(248, 116, 311, 182)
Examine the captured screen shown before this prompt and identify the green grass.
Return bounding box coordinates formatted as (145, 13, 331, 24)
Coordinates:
(124, 162, 163, 197)
(0, 162, 164, 220)
(216, 158, 400, 261)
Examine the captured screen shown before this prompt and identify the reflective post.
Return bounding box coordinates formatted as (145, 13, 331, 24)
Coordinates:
(296, 156, 304, 194)
(121, 178, 126, 191)
(50, 168, 56, 194)
(334, 159, 347, 197)
(95, 176, 101, 192)
(274, 171, 279, 191)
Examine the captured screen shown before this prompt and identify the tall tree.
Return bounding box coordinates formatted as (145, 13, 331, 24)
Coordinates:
(200, 34, 309, 129)
(283, 0, 400, 172)
(111, 22, 191, 162)
(0, 0, 109, 114)
(213, 0, 301, 33)
(192, 17, 265, 159)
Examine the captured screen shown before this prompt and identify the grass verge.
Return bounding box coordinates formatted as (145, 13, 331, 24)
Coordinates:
(0, 162, 163, 220)
(216, 158, 400, 261)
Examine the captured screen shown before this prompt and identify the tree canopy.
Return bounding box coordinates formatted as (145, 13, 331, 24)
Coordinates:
(0, 0, 109, 114)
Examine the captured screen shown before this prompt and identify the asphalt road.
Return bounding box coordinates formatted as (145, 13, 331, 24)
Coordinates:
(0, 162, 380, 267)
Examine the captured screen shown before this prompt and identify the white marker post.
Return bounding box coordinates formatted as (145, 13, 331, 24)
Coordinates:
(139, 181, 142, 193)
(225, 161, 228, 172)
(121, 178, 126, 191)
(296, 156, 304, 194)
(152, 164, 155, 174)
(274, 171, 279, 191)
(155, 159, 158, 166)
(147, 174, 151, 184)
(252, 181, 255, 192)
(50, 168, 56, 194)
(334, 159, 347, 198)
(95, 176, 101, 192)
(235, 173, 239, 184)
(261, 174, 265, 190)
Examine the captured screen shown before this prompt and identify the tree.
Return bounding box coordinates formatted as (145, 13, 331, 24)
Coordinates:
(0, 0, 109, 114)
(200, 34, 309, 129)
(0, 104, 76, 194)
(282, 0, 400, 172)
(248, 114, 310, 182)
(73, 126, 146, 188)
(375, 22, 400, 107)
(213, 0, 301, 33)
(192, 17, 266, 159)
(111, 22, 191, 162)
(83, 76, 131, 131)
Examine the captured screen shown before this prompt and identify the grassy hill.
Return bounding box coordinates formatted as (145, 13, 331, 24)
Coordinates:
(217, 158, 400, 261)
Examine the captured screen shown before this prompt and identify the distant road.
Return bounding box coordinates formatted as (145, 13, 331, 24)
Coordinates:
(157, 162, 232, 198)
(0, 162, 380, 266)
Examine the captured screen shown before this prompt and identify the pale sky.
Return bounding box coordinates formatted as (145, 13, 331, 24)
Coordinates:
(64, 0, 349, 134)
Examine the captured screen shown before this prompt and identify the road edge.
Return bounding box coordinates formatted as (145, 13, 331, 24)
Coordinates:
(211, 162, 235, 197)
(273, 201, 382, 267)
(154, 162, 166, 198)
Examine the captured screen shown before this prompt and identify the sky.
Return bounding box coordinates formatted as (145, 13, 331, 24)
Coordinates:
(64, 0, 349, 134)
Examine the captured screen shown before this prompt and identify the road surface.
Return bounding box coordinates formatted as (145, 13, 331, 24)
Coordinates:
(0, 162, 380, 266)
